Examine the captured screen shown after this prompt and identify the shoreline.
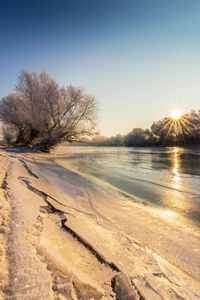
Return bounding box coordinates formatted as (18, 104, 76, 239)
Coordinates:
(53, 153, 200, 229)
(1, 148, 200, 299)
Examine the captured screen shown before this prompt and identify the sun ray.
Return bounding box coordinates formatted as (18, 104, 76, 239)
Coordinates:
(179, 119, 193, 134)
(158, 117, 172, 127)
(163, 120, 175, 145)
(177, 119, 186, 144)
(179, 119, 198, 142)
(158, 118, 173, 135)
(181, 116, 196, 127)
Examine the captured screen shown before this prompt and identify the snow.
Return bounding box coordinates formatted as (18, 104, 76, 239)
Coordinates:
(0, 148, 200, 299)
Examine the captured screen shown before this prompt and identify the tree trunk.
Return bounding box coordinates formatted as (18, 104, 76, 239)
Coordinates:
(15, 129, 26, 144)
(25, 128, 39, 145)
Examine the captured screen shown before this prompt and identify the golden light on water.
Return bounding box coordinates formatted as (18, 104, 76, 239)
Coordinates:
(161, 148, 194, 216)
(173, 150, 180, 189)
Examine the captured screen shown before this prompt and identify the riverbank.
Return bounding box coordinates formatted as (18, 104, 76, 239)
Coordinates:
(0, 148, 200, 299)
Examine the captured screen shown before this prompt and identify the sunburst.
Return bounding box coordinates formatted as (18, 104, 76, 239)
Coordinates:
(157, 108, 197, 145)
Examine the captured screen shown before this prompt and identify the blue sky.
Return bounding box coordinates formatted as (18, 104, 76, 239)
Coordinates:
(1, 0, 200, 136)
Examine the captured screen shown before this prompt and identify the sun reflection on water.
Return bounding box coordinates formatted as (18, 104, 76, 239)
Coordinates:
(172, 149, 180, 189)
(159, 148, 195, 219)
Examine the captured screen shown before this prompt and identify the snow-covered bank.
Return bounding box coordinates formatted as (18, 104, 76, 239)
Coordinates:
(0, 148, 200, 299)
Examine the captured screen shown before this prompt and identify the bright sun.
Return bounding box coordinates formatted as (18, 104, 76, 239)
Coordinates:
(171, 110, 182, 120)
(157, 105, 193, 145)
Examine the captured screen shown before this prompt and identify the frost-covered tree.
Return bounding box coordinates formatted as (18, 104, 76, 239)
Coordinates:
(1, 124, 16, 144)
(125, 128, 154, 146)
(0, 69, 98, 149)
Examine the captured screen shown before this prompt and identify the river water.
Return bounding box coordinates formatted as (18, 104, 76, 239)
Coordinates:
(54, 146, 200, 226)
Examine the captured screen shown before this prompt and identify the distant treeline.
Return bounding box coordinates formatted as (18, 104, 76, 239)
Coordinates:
(91, 110, 200, 147)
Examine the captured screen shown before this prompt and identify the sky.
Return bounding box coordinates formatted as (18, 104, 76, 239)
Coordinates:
(0, 0, 200, 136)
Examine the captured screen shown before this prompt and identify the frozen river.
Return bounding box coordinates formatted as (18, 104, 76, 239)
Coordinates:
(55, 146, 200, 226)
